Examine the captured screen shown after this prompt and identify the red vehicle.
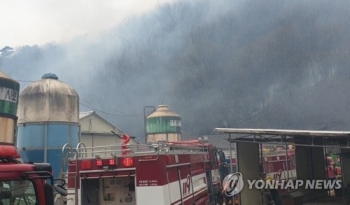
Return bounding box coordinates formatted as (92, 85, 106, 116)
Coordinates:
(59, 136, 223, 205)
(262, 148, 296, 180)
(0, 142, 67, 205)
(223, 147, 297, 181)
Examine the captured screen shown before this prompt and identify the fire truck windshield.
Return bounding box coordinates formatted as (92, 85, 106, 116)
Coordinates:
(0, 180, 37, 205)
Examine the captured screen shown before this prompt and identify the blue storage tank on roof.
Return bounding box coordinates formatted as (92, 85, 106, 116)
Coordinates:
(16, 73, 80, 179)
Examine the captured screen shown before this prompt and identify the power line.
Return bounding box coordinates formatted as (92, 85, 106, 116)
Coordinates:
(80, 99, 129, 115)
(80, 102, 142, 117)
(16, 80, 36, 82)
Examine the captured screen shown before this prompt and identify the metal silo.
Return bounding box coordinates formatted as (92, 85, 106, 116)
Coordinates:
(0, 71, 20, 143)
(146, 104, 181, 143)
(16, 73, 80, 179)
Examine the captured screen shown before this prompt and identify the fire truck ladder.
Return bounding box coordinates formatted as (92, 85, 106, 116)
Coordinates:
(56, 142, 87, 205)
(73, 140, 209, 161)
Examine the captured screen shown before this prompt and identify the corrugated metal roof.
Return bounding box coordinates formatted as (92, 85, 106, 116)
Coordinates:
(214, 128, 350, 137)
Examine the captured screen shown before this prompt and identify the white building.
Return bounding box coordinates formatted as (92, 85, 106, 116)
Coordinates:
(79, 111, 139, 147)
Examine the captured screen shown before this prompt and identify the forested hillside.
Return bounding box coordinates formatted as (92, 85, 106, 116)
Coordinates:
(1, 0, 350, 138)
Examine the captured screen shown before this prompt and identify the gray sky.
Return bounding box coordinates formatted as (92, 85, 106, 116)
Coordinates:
(0, 0, 176, 48)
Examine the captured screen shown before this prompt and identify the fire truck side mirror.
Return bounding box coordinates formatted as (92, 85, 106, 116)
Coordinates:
(54, 184, 68, 196)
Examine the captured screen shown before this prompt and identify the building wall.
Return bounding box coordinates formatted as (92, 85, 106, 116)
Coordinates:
(80, 115, 117, 133)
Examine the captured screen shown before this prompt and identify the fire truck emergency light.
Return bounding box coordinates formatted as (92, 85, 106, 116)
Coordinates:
(96, 159, 103, 167)
(123, 157, 134, 167)
(96, 159, 117, 167)
(108, 159, 116, 166)
(0, 144, 20, 158)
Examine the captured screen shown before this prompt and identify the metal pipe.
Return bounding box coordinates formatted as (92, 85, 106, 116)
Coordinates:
(339, 149, 346, 204)
(323, 138, 330, 196)
(75, 142, 87, 205)
(285, 144, 290, 192)
(79, 168, 136, 174)
(111, 130, 121, 138)
(260, 140, 267, 205)
(235, 141, 241, 205)
(78, 123, 81, 142)
(44, 123, 48, 162)
(309, 144, 315, 200)
(189, 165, 195, 204)
(92, 133, 94, 157)
(68, 124, 71, 146)
(260, 135, 264, 174)
(143, 106, 156, 144)
(59, 143, 73, 205)
(229, 133, 233, 173)
(61, 143, 73, 177)
(177, 167, 184, 205)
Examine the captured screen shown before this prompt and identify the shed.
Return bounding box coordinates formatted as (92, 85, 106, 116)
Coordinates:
(79, 111, 139, 147)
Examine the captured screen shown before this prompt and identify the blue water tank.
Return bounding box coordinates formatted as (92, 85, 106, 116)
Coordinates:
(16, 73, 80, 179)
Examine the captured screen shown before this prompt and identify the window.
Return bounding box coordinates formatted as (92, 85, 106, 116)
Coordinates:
(170, 120, 181, 127)
(0, 180, 38, 205)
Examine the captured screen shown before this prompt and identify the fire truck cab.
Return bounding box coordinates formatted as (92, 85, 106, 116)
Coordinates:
(59, 137, 223, 205)
(0, 143, 67, 205)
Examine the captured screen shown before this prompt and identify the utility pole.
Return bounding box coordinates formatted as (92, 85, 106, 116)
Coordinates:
(143, 106, 155, 143)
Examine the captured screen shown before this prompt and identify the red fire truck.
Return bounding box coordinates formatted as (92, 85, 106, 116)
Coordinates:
(58, 136, 223, 205)
(0, 142, 67, 205)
